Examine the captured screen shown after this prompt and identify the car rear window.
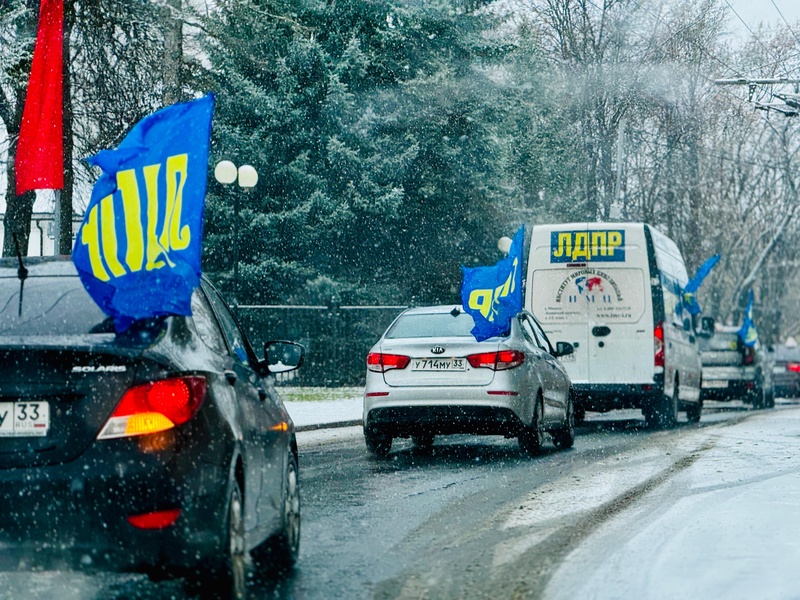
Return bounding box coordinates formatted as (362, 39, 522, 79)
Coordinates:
(0, 276, 110, 336)
(700, 333, 740, 352)
(385, 312, 480, 339)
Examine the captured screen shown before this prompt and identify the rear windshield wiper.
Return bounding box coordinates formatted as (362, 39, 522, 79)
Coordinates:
(13, 233, 28, 317)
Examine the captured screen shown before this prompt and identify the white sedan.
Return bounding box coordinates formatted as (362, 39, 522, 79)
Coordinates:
(362, 305, 575, 458)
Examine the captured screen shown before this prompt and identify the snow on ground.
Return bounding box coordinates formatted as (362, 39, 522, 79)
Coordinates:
(543, 405, 800, 600)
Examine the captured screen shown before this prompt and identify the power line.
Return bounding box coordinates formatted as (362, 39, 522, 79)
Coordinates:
(770, 0, 800, 48)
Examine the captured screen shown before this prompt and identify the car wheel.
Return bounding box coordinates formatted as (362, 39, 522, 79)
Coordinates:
(574, 405, 586, 426)
(364, 424, 392, 458)
(765, 387, 775, 409)
(686, 398, 702, 423)
(648, 381, 678, 429)
(750, 383, 766, 409)
(254, 450, 301, 575)
(519, 394, 545, 456)
(194, 480, 248, 600)
(412, 434, 435, 450)
(551, 390, 575, 450)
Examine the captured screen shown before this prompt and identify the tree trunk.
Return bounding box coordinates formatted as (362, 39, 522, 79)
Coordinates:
(162, 0, 183, 106)
(56, 0, 75, 255)
(3, 95, 36, 257)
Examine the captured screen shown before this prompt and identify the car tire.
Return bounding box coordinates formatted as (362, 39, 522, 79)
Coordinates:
(765, 387, 775, 409)
(574, 405, 586, 425)
(364, 424, 392, 458)
(254, 449, 301, 576)
(648, 381, 678, 429)
(750, 385, 765, 409)
(189, 479, 249, 600)
(519, 394, 545, 456)
(686, 398, 702, 423)
(412, 434, 435, 451)
(551, 391, 575, 450)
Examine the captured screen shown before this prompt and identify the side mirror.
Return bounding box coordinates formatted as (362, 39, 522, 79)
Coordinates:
(264, 340, 305, 374)
(554, 341, 574, 358)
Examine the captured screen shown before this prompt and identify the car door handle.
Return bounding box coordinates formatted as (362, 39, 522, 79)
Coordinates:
(592, 326, 611, 337)
(224, 370, 238, 386)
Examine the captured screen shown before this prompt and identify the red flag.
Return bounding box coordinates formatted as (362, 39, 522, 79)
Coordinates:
(15, 0, 64, 195)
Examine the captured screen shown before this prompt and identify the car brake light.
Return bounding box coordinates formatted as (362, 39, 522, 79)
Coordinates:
(743, 346, 755, 365)
(467, 350, 524, 370)
(127, 508, 181, 529)
(654, 322, 664, 368)
(787, 362, 800, 373)
(367, 352, 410, 372)
(97, 376, 207, 440)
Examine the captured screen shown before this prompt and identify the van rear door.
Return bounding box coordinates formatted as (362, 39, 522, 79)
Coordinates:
(527, 224, 654, 386)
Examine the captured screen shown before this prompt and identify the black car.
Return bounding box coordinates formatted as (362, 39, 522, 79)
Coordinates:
(0, 256, 304, 598)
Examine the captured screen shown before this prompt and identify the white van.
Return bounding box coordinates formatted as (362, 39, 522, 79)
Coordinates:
(525, 222, 702, 427)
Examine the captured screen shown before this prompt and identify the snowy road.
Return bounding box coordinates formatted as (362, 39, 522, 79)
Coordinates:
(2, 400, 798, 599)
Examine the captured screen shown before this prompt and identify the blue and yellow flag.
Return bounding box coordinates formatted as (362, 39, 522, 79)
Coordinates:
(738, 289, 758, 348)
(73, 94, 214, 331)
(461, 226, 524, 342)
(681, 254, 720, 316)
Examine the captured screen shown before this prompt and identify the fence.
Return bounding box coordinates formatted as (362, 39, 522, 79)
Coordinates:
(234, 304, 408, 386)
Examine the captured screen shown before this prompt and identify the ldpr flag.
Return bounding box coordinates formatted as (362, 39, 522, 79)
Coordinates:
(461, 226, 524, 342)
(682, 254, 720, 315)
(738, 289, 758, 348)
(16, 0, 64, 194)
(72, 94, 215, 331)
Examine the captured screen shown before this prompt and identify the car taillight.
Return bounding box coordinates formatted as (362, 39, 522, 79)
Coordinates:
(97, 376, 207, 440)
(367, 353, 410, 372)
(127, 508, 181, 529)
(743, 346, 755, 365)
(654, 322, 664, 368)
(467, 350, 524, 370)
(787, 362, 800, 373)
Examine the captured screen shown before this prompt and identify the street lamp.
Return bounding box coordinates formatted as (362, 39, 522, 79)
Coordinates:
(214, 160, 258, 304)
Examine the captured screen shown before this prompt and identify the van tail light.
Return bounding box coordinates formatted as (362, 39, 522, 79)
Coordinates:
(654, 322, 664, 368)
(787, 362, 800, 373)
(743, 346, 755, 365)
(467, 350, 525, 370)
(367, 353, 410, 372)
(97, 376, 207, 440)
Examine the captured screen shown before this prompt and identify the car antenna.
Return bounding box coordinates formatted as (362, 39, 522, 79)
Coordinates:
(13, 233, 28, 317)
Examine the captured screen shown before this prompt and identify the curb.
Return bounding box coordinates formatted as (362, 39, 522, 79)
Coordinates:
(296, 419, 362, 432)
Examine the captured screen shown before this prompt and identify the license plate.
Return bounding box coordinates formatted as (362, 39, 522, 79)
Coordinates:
(702, 380, 728, 389)
(0, 401, 50, 437)
(412, 358, 466, 371)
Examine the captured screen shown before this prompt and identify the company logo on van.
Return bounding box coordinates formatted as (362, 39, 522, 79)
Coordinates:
(550, 230, 625, 263)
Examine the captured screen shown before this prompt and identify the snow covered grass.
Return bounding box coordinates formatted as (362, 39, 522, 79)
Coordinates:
(278, 386, 364, 402)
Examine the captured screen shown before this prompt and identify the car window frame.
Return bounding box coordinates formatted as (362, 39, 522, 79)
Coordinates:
(200, 281, 259, 369)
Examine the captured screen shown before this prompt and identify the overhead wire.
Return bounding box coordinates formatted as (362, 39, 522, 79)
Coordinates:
(769, 0, 800, 48)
